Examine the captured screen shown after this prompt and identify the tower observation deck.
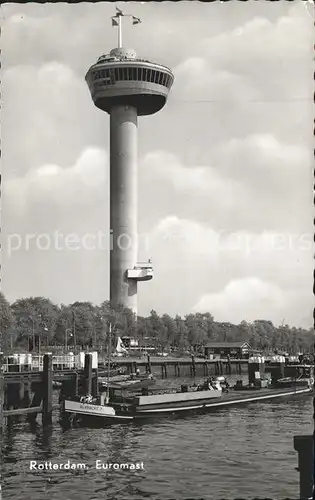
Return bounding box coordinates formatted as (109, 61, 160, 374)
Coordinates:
(85, 9, 174, 314)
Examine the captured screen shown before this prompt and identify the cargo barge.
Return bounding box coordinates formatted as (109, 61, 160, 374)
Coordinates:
(61, 372, 313, 425)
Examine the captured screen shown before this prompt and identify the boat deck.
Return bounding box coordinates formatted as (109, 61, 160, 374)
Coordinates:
(200, 385, 312, 408)
(129, 385, 313, 414)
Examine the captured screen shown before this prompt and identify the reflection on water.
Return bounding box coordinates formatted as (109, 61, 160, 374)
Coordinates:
(2, 376, 313, 500)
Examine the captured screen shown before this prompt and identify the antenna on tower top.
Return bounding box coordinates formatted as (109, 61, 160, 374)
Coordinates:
(111, 7, 142, 49)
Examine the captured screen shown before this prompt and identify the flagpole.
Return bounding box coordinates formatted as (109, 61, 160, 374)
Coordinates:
(118, 14, 122, 48)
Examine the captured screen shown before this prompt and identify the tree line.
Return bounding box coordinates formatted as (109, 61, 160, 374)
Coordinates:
(0, 292, 313, 354)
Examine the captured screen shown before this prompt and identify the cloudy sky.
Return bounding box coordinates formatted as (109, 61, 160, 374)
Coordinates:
(1, 1, 313, 327)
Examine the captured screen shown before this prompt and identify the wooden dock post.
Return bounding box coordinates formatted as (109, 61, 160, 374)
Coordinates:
(147, 355, 152, 374)
(293, 435, 314, 499)
(73, 371, 79, 396)
(161, 363, 167, 379)
(0, 353, 4, 434)
(92, 368, 98, 398)
(84, 353, 93, 395)
(219, 361, 223, 375)
(42, 354, 53, 426)
(191, 355, 196, 377)
(27, 383, 42, 423)
(214, 361, 219, 376)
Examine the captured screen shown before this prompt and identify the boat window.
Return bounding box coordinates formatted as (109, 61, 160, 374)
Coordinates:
(158, 72, 163, 85)
(154, 71, 160, 84)
(143, 68, 148, 82)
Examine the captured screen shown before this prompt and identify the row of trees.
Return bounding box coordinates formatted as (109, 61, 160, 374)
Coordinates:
(0, 293, 313, 354)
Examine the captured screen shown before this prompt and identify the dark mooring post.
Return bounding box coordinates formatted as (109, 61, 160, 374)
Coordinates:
(219, 361, 224, 375)
(191, 355, 196, 377)
(84, 353, 93, 395)
(293, 434, 314, 499)
(92, 368, 98, 398)
(0, 353, 4, 435)
(42, 354, 53, 426)
(22, 382, 31, 408)
(147, 355, 152, 374)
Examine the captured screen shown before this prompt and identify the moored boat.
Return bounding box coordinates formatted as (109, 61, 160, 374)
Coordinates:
(98, 374, 155, 392)
(61, 372, 314, 426)
(62, 379, 223, 424)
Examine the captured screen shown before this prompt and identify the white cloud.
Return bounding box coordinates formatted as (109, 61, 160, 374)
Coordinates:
(4, 147, 107, 216)
(142, 151, 245, 205)
(193, 277, 310, 326)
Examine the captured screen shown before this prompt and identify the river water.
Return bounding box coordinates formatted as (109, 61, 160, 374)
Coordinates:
(1, 374, 313, 500)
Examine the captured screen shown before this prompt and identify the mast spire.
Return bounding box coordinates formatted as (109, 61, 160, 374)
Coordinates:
(111, 7, 142, 49)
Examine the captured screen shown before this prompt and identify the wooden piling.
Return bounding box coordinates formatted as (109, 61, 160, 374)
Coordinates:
(92, 369, 98, 398)
(83, 353, 93, 395)
(19, 382, 25, 404)
(294, 435, 314, 499)
(73, 371, 79, 396)
(0, 353, 4, 434)
(147, 355, 152, 374)
(27, 383, 42, 423)
(215, 361, 219, 376)
(42, 354, 53, 426)
(191, 355, 196, 377)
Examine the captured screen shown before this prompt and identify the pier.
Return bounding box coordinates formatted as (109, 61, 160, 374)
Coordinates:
(0, 352, 312, 425)
(0, 353, 98, 429)
(110, 355, 247, 378)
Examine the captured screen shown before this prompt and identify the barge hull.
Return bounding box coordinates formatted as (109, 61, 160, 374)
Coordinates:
(133, 387, 313, 416)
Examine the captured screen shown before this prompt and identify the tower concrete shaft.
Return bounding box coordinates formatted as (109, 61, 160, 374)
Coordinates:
(85, 10, 173, 316)
(110, 105, 138, 313)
